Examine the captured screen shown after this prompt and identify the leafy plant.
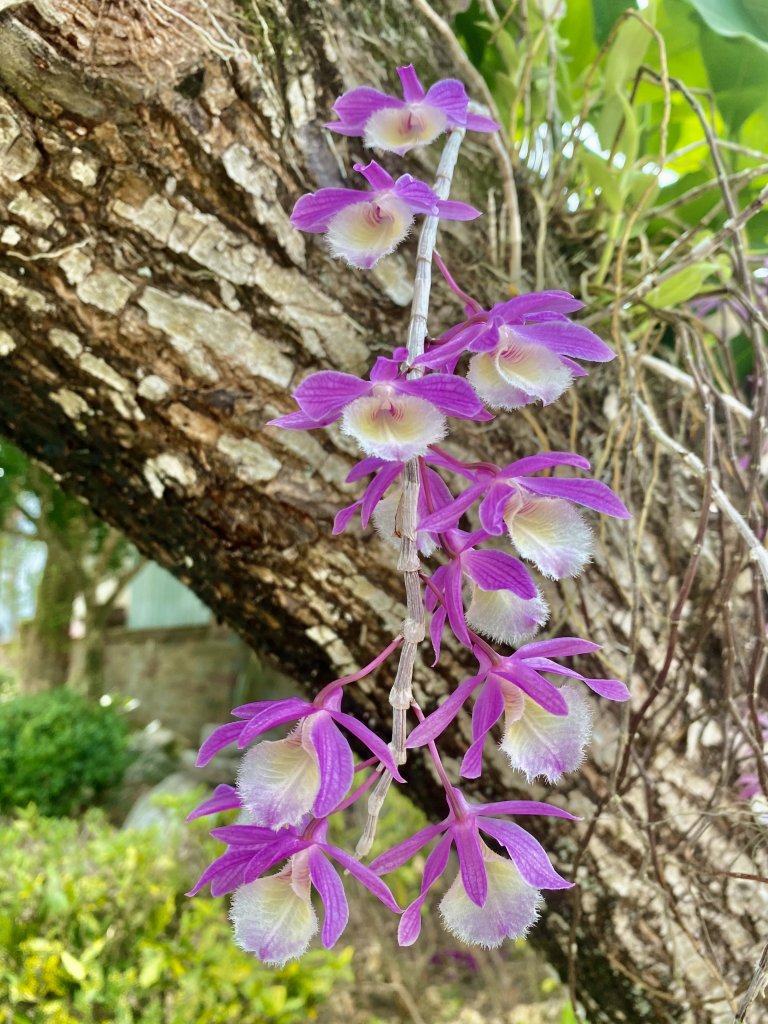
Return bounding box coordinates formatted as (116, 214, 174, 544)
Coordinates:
(0, 689, 130, 816)
(0, 803, 352, 1023)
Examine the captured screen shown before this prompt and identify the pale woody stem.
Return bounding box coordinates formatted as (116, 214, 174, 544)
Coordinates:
(356, 127, 467, 858)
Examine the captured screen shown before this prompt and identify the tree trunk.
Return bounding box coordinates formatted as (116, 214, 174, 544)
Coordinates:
(19, 527, 80, 691)
(0, 3, 765, 1022)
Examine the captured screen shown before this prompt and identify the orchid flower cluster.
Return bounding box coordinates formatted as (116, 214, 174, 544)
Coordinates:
(189, 65, 631, 965)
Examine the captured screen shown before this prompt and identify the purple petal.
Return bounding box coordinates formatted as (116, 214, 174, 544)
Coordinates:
(464, 549, 537, 599)
(324, 845, 400, 912)
(476, 800, 579, 820)
(495, 291, 583, 320)
(240, 837, 309, 887)
(293, 371, 370, 420)
(424, 79, 468, 124)
(512, 322, 614, 362)
(186, 784, 240, 821)
(210, 824, 284, 845)
(471, 675, 505, 741)
(444, 558, 471, 647)
(420, 482, 485, 533)
(494, 664, 568, 716)
(347, 456, 387, 482)
(393, 176, 440, 215)
(514, 637, 600, 660)
(187, 849, 253, 896)
(196, 721, 245, 766)
(400, 374, 492, 420)
(236, 700, 313, 747)
(397, 64, 425, 102)
(267, 409, 336, 429)
(500, 451, 591, 477)
(397, 835, 452, 946)
(452, 819, 487, 907)
(522, 477, 631, 518)
(290, 188, 371, 232)
(333, 501, 362, 535)
(459, 734, 487, 779)
(309, 848, 349, 947)
(466, 111, 501, 133)
(310, 714, 355, 817)
(479, 819, 573, 890)
(430, 605, 447, 665)
(582, 676, 631, 701)
(406, 673, 485, 748)
(331, 711, 405, 783)
(361, 462, 403, 527)
(369, 822, 447, 875)
(413, 321, 488, 369)
(477, 485, 509, 535)
(233, 695, 312, 719)
(329, 87, 402, 132)
(436, 199, 482, 221)
(354, 160, 395, 192)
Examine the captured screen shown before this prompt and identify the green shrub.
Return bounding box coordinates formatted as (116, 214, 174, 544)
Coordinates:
(0, 802, 353, 1023)
(0, 689, 130, 816)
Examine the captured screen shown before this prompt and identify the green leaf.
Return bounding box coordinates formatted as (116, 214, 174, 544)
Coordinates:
(643, 258, 726, 307)
(593, 0, 639, 47)
(681, 0, 768, 50)
(60, 950, 87, 982)
(260, 985, 288, 1015)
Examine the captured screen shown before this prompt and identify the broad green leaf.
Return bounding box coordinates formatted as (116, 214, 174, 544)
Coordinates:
(577, 148, 626, 211)
(60, 950, 86, 983)
(593, 1, 639, 47)
(681, 0, 768, 51)
(644, 258, 727, 307)
(604, 8, 654, 94)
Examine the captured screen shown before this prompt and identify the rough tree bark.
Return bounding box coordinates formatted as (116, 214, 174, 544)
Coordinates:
(0, 3, 765, 1023)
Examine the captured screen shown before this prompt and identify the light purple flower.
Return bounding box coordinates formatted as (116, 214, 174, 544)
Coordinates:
(268, 355, 492, 463)
(291, 160, 480, 269)
(196, 688, 404, 827)
(407, 638, 630, 781)
(369, 788, 575, 947)
(326, 64, 499, 155)
(190, 819, 400, 962)
(420, 451, 630, 580)
(426, 537, 548, 655)
(414, 291, 614, 407)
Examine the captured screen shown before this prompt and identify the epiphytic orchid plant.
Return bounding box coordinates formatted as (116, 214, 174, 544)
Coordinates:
(189, 64, 631, 965)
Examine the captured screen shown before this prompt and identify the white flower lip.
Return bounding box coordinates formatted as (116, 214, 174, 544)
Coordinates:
(341, 389, 447, 461)
(325, 193, 414, 269)
(364, 103, 449, 153)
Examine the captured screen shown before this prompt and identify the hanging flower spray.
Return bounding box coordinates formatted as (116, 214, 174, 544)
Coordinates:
(189, 65, 631, 964)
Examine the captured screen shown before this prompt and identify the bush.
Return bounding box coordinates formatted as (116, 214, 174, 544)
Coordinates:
(0, 689, 130, 816)
(0, 802, 353, 1023)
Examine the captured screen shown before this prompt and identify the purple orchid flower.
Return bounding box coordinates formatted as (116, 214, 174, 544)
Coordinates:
(425, 534, 547, 656)
(290, 160, 480, 269)
(370, 788, 575, 947)
(413, 291, 614, 408)
(268, 354, 492, 463)
(189, 818, 400, 965)
(196, 688, 404, 829)
(419, 451, 631, 580)
(332, 448, 458, 556)
(326, 64, 499, 155)
(407, 639, 630, 782)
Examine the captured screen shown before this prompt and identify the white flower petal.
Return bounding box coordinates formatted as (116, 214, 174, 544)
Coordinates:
(500, 684, 593, 783)
(326, 194, 414, 268)
(465, 585, 548, 646)
(231, 857, 318, 966)
(439, 851, 542, 948)
(364, 103, 448, 153)
(342, 391, 446, 461)
(504, 493, 594, 579)
(236, 732, 319, 828)
(372, 486, 439, 556)
(467, 330, 573, 410)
